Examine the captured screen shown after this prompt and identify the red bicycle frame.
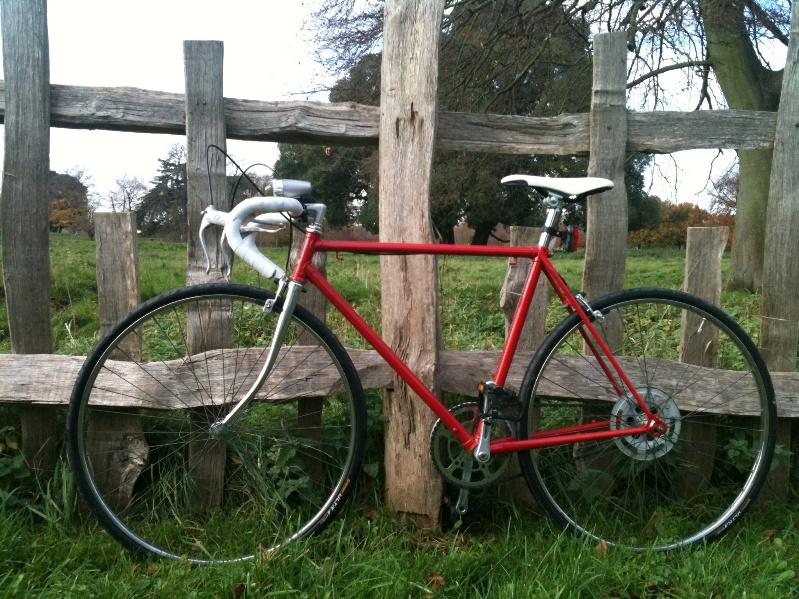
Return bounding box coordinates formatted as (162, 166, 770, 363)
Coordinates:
(290, 231, 663, 455)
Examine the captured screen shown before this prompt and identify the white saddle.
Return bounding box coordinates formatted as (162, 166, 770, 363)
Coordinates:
(501, 174, 614, 198)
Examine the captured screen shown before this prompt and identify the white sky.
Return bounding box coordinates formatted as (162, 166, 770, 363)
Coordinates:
(0, 0, 331, 203)
(0, 1, 788, 209)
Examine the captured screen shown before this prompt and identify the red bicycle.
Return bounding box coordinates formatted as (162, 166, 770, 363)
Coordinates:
(68, 175, 776, 563)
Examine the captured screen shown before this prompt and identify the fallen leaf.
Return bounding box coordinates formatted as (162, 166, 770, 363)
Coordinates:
(426, 575, 445, 592)
(763, 529, 778, 542)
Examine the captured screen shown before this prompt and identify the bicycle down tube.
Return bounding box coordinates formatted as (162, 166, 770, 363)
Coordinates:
(290, 232, 663, 455)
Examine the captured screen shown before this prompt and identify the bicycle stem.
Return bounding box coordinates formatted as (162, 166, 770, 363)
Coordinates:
(211, 280, 303, 432)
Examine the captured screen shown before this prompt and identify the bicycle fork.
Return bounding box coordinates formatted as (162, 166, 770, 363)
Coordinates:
(210, 278, 302, 435)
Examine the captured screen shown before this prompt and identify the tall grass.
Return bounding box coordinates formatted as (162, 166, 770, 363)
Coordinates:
(2, 234, 794, 597)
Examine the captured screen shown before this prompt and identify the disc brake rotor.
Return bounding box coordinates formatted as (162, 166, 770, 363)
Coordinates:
(430, 402, 513, 489)
(610, 387, 682, 461)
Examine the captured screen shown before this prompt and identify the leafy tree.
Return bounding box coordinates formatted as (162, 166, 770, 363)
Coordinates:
(311, 1, 789, 277)
(628, 200, 711, 248)
(300, 1, 660, 243)
(626, 154, 660, 232)
(137, 145, 188, 239)
(288, 3, 598, 242)
(273, 144, 372, 227)
(48, 170, 88, 233)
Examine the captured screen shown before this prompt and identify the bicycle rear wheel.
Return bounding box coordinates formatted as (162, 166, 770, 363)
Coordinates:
(518, 288, 776, 550)
(67, 283, 366, 563)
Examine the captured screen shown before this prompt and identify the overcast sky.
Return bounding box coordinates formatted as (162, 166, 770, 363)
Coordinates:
(0, 1, 787, 208)
(0, 1, 331, 203)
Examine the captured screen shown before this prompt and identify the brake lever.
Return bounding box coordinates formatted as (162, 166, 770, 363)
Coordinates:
(200, 207, 233, 277)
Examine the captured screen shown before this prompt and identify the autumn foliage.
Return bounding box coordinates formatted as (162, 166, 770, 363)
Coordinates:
(628, 200, 732, 249)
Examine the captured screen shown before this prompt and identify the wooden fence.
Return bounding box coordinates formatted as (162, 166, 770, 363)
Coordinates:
(1, 0, 798, 523)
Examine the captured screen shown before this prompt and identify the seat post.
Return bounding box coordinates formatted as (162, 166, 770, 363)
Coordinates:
(538, 193, 564, 250)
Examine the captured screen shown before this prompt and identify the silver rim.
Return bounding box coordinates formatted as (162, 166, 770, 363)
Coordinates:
(524, 295, 772, 550)
(75, 291, 359, 563)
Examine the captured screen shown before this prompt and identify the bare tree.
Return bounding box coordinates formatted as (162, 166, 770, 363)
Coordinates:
(108, 175, 147, 213)
(309, 0, 791, 289)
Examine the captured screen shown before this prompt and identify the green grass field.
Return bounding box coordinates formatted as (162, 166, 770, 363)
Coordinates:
(0, 234, 796, 598)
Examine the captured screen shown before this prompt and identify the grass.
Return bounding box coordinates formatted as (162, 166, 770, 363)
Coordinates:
(1, 482, 798, 597)
(1, 233, 796, 598)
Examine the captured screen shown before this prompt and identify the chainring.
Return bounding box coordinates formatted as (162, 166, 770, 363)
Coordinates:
(430, 402, 513, 490)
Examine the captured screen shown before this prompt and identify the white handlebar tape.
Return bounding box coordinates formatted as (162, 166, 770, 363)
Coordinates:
(220, 197, 304, 281)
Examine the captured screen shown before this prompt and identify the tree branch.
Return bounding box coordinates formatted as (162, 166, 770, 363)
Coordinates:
(746, 0, 790, 46)
(627, 59, 712, 89)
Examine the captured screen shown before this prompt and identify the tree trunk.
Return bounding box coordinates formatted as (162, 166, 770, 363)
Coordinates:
(1, 0, 57, 476)
(470, 223, 493, 246)
(379, 0, 445, 527)
(701, 0, 782, 291)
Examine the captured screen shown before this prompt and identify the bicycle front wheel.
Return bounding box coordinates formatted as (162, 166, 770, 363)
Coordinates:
(518, 289, 776, 550)
(67, 283, 366, 563)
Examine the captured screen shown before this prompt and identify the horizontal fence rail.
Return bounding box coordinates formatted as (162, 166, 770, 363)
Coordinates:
(0, 81, 778, 154)
(2, 350, 797, 415)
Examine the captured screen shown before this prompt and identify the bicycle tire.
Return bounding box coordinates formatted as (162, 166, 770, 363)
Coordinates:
(67, 283, 367, 563)
(517, 288, 776, 550)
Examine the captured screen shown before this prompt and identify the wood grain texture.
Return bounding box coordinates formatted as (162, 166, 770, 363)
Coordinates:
(499, 227, 548, 351)
(91, 213, 146, 509)
(378, 0, 445, 526)
(499, 226, 548, 507)
(0, 81, 777, 154)
(1, 0, 57, 475)
(183, 41, 229, 509)
(679, 227, 728, 494)
(3, 349, 797, 415)
(760, 3, 799, 498)
(582, 32, 629, 306)
(761, 2, 799, 376)
(291, 228, 329, 481)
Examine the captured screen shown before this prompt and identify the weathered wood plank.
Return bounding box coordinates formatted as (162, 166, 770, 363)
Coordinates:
(0, 81, 777, 153)
(437, 111, 589, 155)
(184, 40, 229, 510)
(1, 0, 57, 475)
(583, 32, 628, 307)
(761, 2, 799, 499)
(378, 0, 445, 527)
(499, 226, 548, 507)
(679, 227, 728, 494)
(627, 110, 776, 153)
(91, 212, 146, 509)
(3, 350, 798, 416)
(499, 227, 548, 351)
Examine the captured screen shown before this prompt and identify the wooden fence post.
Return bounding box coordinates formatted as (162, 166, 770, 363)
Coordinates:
(1, 0, 57, 476)
(761, 2, 799, 498)
(379, 0, 445, 526)
(500, 227, 549, 350)
(89, 212, 147, 508)
(499, 226, 548, 506)
(576, 32, 628, 476)
(183, 40, 230, 510)
(290, 231, 328, 480)
(582, 32, 628, 306)
(679, 226, 727, 494)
